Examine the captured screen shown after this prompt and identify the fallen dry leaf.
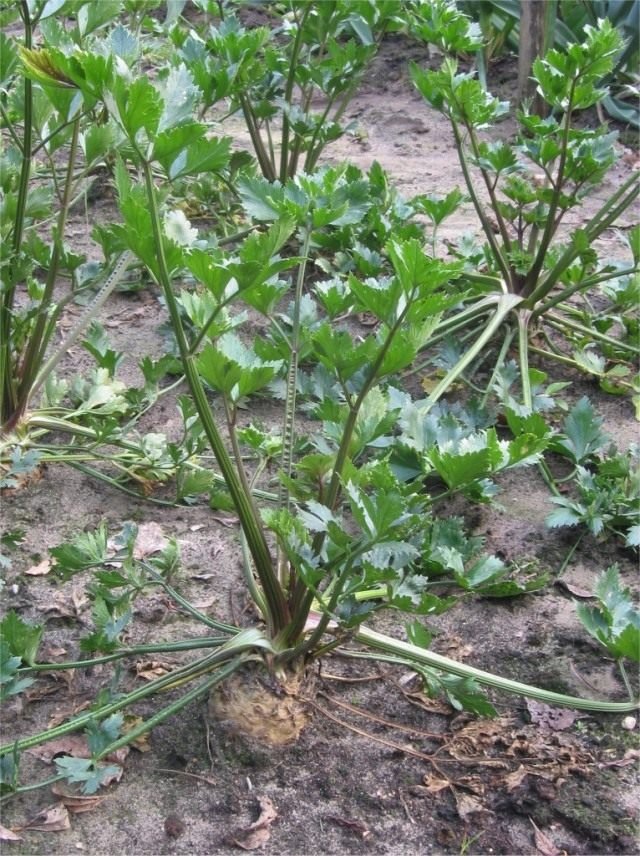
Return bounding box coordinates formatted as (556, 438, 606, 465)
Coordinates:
(325, 815, 370, 838)
(135, 660, 172, 681)
(190, 596, 217, 610)
(422, 774, 450, 793)
(164, 814, 186, 838)
(453, 790, 489, 821)
(18, 803, 71, 832)
(27, 735, 89, 764)
(526, 700, 577, 732)
(232, 795, 277, 850)
(530, 818, 562, 856)
(553, 580, 594, 599)
(50, 785, 105, 814)
(0, 824, 22, 841)
(133, 522, 168, 559)
(47, 701, 92, 729)
(24, 558, 51, 576)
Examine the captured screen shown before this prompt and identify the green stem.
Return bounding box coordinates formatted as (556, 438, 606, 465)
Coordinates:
(140, 159, 289, 635)
(28, 251, 133, 405)
(279, 227, 311, 510)
(1, 1, 33, 423)
(20, 637, 230, 672)
(527, 172, 639, 306)
(544, 311, 640, 355)
(530, 266, 638, 322)
(11, 117, 81, 428)
(1, 650, 228, 756)
(353, 624, 640, 712)
(424, 294, 523, 413)
(517, 309, 533, 410)
(279, 4, 311, 183)
(450, 119, 512, 285)
(1, 629, 273, 757)
(523, 89, 576, 296)
(95, 659, 244, 759)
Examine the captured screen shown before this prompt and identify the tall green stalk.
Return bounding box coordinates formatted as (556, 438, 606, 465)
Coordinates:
(0, 2, 33, 426)
(139, 159, 290, 636)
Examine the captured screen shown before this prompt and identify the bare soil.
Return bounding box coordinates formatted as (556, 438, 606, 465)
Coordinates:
(1, 29, 639, 856)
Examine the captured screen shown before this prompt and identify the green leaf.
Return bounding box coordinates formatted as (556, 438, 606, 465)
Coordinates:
(197, 334, 284, 401)
(86, 714, 124, 756)
(0, 641, 34, 701)
(50, 524, 109, 580)
(554, 396, 608, 463)
(110, 24, 138, 64)
(54, 756, 122, 795)
(77, 0, 122, 37)
(0, 611, 43, 666)
(158, 63, 201, 132)
(576, 565, 640, 661)
(405, 620, 433, 649)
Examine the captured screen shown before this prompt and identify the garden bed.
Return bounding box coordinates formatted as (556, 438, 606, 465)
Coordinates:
(1, 8, 639, 855)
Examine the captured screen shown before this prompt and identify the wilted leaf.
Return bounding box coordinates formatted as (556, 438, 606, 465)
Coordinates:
(26, 735, 128, 767)
(325, 816, 370, 838)
(24, 559, 51, 576)
(530, 818, 561, 856)
(422, 774, 450, 793)
(135, 660, 172, 681)
(452, 789, 488, 820)
(18, 803, 71, 832)
(0, 824, 21, 841)
(526, 700, 578, 732)
(553, 579, 594, 599)
(232, 795, 277, 850)
(50, 784, 105, 814)
(133, 523, 168, 559)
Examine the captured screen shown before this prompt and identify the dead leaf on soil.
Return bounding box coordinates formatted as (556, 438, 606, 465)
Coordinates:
(421, 774, 451, 793)
(122, 715, 152, 752)
(50, 784, 105, 814)
(134, 660, 172, 681)
(47, 700, 92, 728)
(526, 700, 577, 732)
(0, 824, 22, 841)
(453, 789, 489, 821)
(325, 815, 370, 839)
(133, 522, 168, 559)
(437, 636, 473, 661)
(190, 596, 217, 610)
(232, 795, 277, 851)
(553, 579, 594, 599)
(17, 803, 71, 832)
(24, 558, 51, 576)
(530, 818, 562, 856)
(504, 765, 556, 793)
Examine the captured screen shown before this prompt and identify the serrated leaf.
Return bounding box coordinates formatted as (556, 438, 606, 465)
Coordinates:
(554, 396, 608, 463)
(0, 611, 43, 666)
(54, 757, 122, 795)
(0, 641, 34, 700)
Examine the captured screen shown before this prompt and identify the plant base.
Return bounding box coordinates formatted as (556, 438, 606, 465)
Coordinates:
(208, 665, 313, 746)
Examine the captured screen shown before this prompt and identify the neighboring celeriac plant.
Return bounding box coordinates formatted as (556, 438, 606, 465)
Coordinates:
(174, 0, 402, 182)
(410, 5, 640, 410)
(1, 3, 204, 496)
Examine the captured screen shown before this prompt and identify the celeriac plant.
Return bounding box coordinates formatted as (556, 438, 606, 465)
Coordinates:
(175, 0, 401, 182)
(409, 4, 640, 411)
(2, 33, 638, 801)
(0, 2, 206, 497)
